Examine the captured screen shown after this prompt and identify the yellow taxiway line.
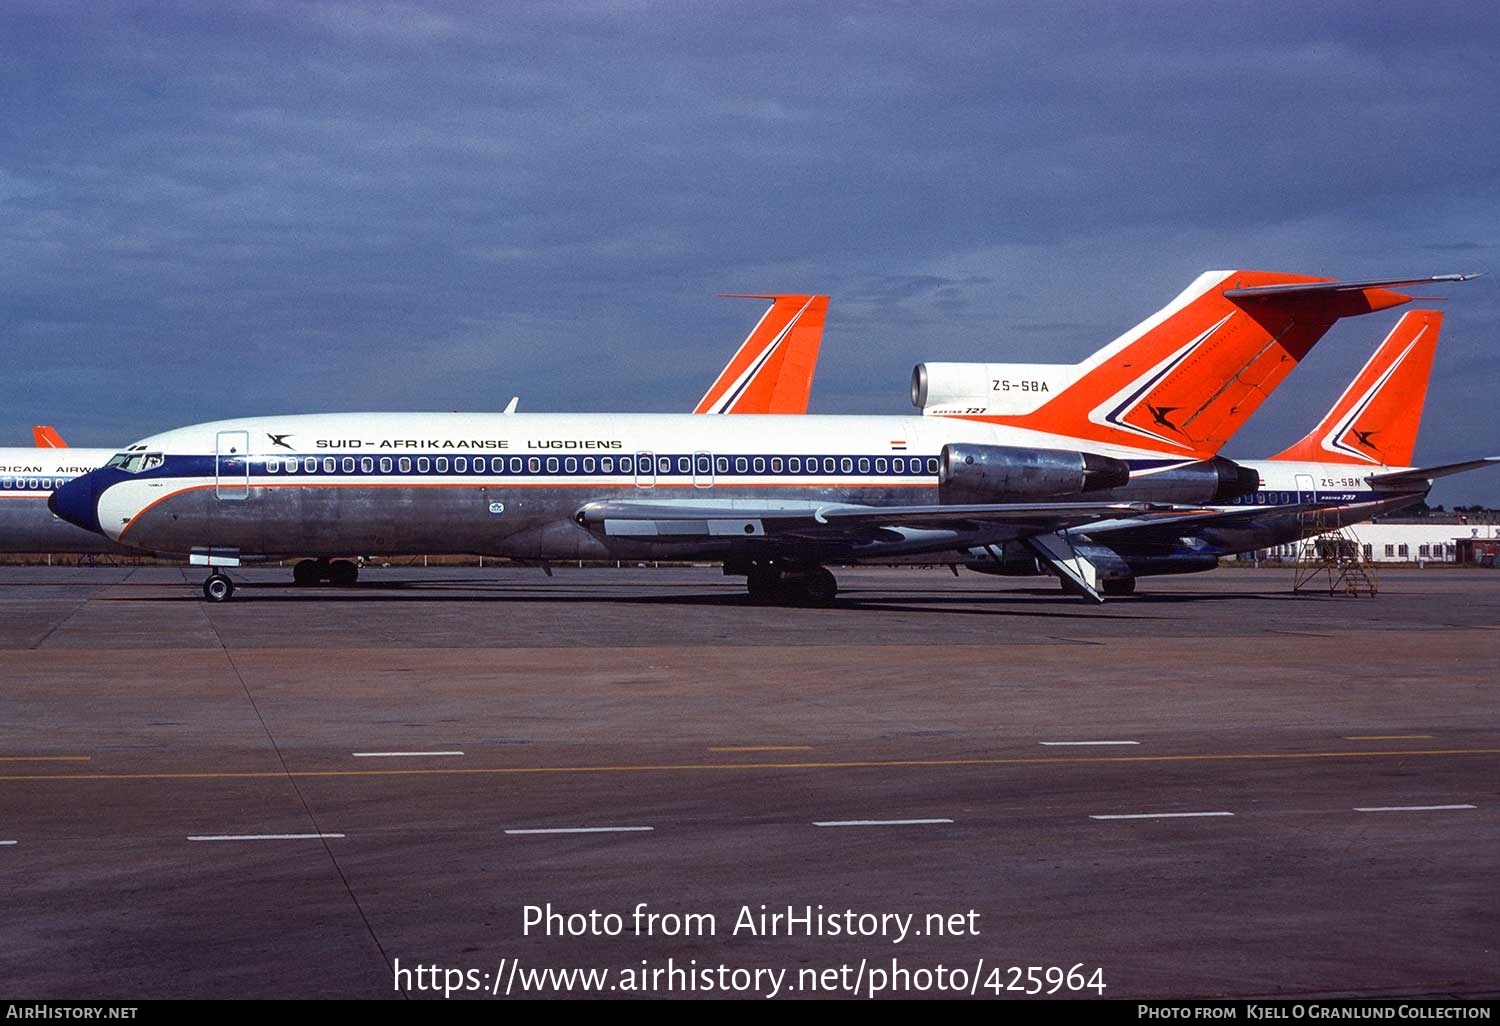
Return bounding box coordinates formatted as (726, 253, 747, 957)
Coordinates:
(1, 747, 1497, 783)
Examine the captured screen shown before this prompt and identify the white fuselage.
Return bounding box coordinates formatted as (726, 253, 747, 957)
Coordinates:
(65, 410, 1216, 561)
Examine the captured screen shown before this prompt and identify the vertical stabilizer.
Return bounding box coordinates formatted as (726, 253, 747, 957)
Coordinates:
(695, 295, 828, 414)
(1268, 310, 1440, 467)
(964, 271, 1428, 456)
(32, 426, 68, 448)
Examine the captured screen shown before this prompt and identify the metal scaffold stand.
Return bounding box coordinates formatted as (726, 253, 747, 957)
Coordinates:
(1292, 509, 1378, 596)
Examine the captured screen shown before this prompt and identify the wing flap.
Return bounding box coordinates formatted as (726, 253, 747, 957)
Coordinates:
(576, 498, 1168, 543)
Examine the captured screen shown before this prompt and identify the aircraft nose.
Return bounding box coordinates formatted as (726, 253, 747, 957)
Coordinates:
(49, 474, 103, 535)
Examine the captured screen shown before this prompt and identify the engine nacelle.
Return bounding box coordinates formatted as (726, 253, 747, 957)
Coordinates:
(939, 443, 1131, 503)
(1092, 455, 1260, 505)
(1073, 542, 1221, 579)
(962, 540, 1221, 581)
(913, 362, 1079, 416)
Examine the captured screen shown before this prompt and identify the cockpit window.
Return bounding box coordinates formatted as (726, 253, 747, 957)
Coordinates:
(107, 451, 165, 474)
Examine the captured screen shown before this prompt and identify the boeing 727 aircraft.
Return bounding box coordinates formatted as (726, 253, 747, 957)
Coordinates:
(49, 271, 1469, 604)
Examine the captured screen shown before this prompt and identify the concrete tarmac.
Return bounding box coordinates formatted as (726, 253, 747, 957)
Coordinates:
(1, 565, 1497, 1000)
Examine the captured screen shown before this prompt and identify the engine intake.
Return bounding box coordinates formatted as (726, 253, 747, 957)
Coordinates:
(939, 444, 1131, 503)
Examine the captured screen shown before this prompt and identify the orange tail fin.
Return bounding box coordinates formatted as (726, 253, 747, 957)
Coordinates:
(32, 425, 68, 448)
(694, 295, 828, 414)
(1268, 310, 1440, 467)
(967, 271, 1439, 456)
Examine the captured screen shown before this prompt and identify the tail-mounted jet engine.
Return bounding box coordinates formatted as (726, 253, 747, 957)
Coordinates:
(938, 444, 1131, 503)
(1103, 456, 1260, 505)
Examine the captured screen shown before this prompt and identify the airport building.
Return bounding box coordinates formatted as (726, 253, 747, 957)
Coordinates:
(1248, 517, 1500, 566)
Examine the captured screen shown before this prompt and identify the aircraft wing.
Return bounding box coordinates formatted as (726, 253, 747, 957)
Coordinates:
(1072, 499, 1396, 544)
(1367, 457, 1500, 491)
(575, 498, 1170, 547)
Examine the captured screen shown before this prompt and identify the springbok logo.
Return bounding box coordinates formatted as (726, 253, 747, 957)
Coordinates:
(1145, 404, 1182, 433)
(1320, 339, 1421, 464)
(1088, 313, 1234, 450)
(267, 433, 294, 450)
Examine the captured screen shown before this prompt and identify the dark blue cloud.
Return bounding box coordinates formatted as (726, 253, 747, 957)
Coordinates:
(4, 1, 1497, 505)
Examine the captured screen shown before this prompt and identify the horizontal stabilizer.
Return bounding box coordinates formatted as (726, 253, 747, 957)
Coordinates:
(1224, 273, 1480, 299)
(1367, 457, 1500, 491)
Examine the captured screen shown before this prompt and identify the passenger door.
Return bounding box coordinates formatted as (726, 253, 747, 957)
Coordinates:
(216, 430, 250, 500)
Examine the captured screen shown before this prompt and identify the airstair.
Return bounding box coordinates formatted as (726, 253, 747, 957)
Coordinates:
(1291, 509, 1378, 596)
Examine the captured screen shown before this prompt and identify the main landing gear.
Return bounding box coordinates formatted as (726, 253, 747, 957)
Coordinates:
(742, 563, 839, 608)
(292, 558, 360, 587)
(1058, 575, 1135, 598)
(1062, 576, 1136, 597)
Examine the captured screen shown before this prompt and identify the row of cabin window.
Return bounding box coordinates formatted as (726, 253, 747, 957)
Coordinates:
(259, 454, 941, 476)
(2, 476, 69, 490)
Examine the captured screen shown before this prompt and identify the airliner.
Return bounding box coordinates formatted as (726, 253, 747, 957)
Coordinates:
(0, 429, 136, 556)
(49, 271, 1470, 604)
(948, 309, 1498, 593)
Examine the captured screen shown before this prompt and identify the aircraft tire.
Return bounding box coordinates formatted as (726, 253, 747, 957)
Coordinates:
(203, 574, 234, 603)
(802, 567, 838, 608)
(746, 568, 781, 604)
(1102, 577, 1136, 596)
(330, 559, 359, 587)
(292, 560, 321, 586)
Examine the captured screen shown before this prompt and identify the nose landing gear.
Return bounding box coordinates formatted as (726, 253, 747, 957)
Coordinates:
(202, 573, 235, 602)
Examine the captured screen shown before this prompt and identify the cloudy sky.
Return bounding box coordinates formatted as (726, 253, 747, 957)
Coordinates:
(6, 2, 1498, 505)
